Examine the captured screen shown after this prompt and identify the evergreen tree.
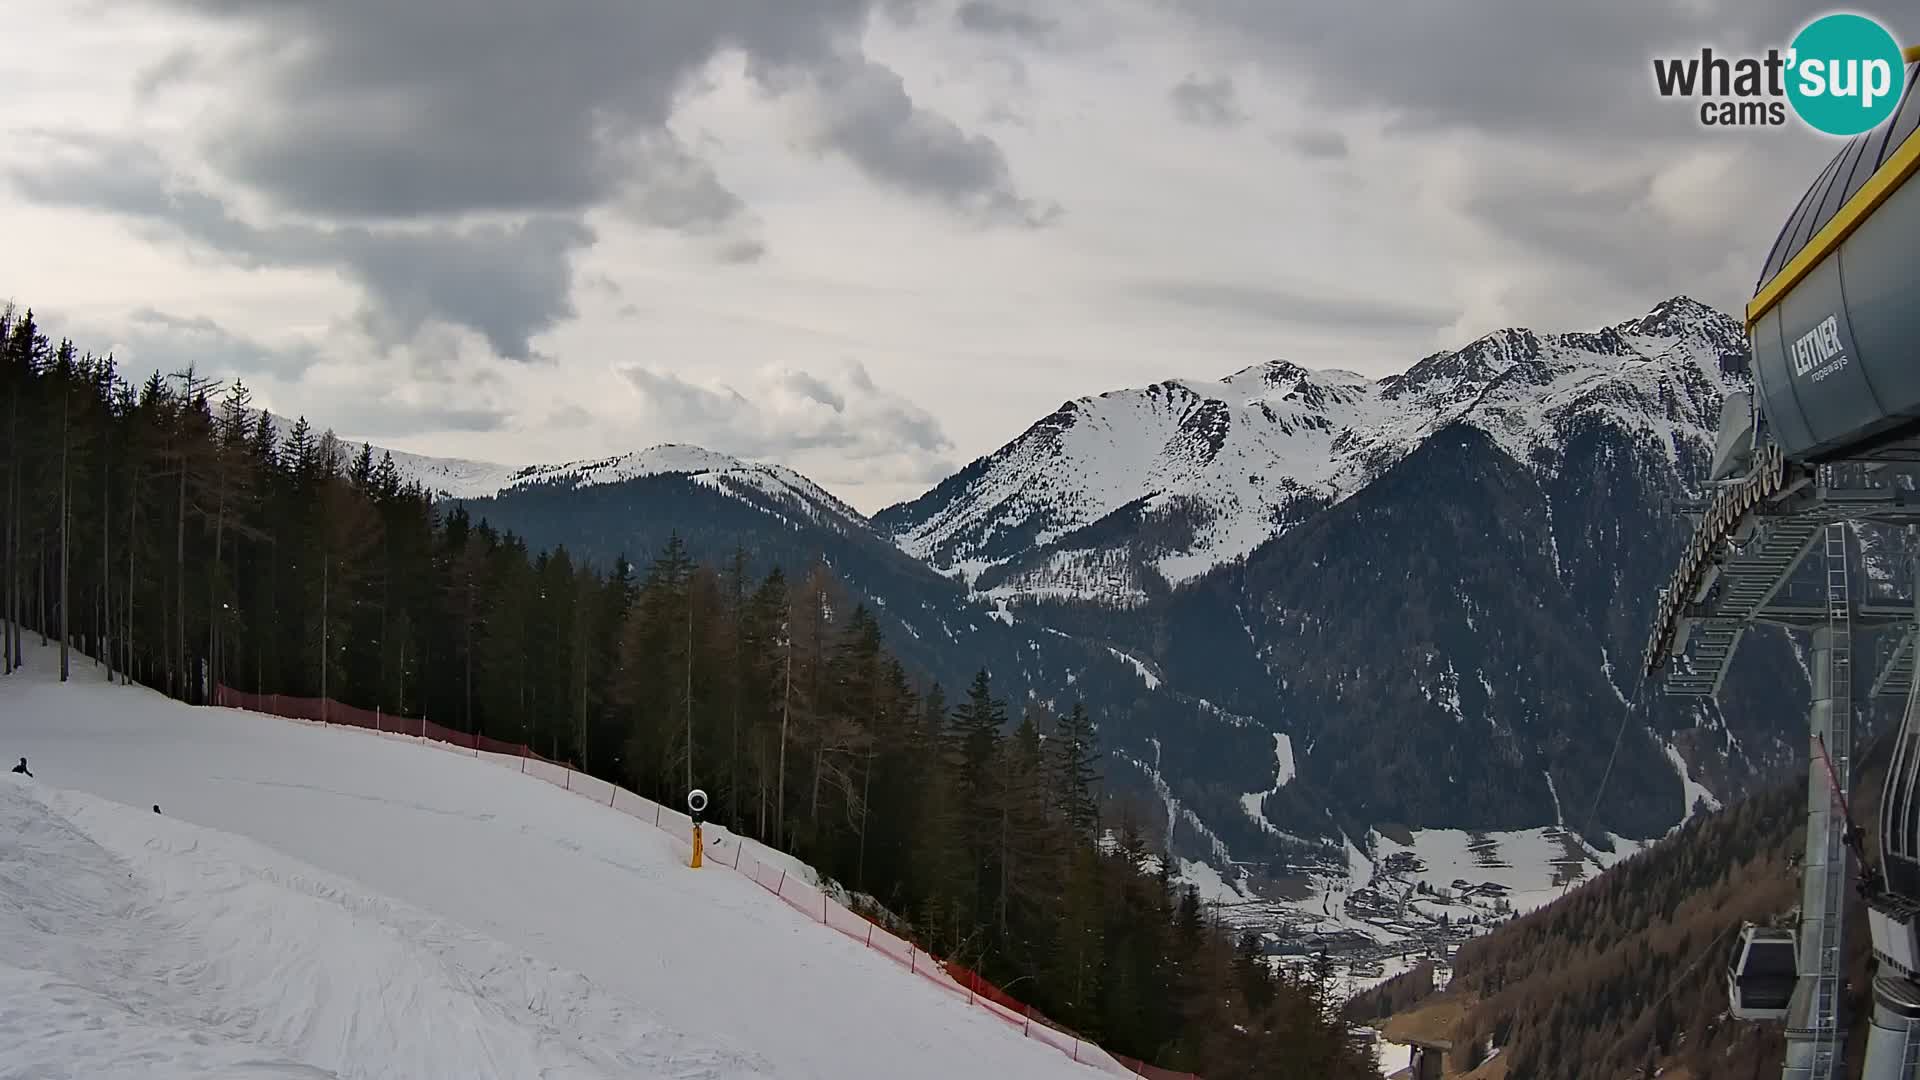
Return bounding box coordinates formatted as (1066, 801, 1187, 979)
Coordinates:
(0, 308, 1382, 1080)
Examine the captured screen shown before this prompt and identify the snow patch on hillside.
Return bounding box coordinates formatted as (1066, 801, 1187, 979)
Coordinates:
(1664, 742, 1723, 823)
(1175, 857, 1250, 905)
(1368, 826, 1643, 918)
(1237, 734, 1299, 840)
(1106, 647, 1161, 690)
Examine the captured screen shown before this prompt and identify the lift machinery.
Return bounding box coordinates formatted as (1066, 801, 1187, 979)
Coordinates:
(1644, 51, 1920, 1080)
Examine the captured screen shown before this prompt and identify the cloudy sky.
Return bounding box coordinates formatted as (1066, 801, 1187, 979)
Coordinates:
(4, 0, 1903, 509)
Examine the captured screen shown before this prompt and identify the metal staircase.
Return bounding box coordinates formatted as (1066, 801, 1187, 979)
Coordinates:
(1874, 628, 1917, 700)
(1663, 517, 1824, 696)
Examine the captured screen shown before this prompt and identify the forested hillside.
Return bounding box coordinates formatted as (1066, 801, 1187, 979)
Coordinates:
(1435, 732, 1898, 1080)
(0, 306, 1378, 1078)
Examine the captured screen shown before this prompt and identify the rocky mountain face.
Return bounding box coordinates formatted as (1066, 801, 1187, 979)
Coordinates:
(368, 296, 1855, 901)
(875, 298, 1822, 848)
(875, 296, 1751, 601)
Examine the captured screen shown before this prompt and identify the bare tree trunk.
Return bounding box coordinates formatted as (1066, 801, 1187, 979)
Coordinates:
(175, 453, 186, 700)
(5, 389, 17, 674)
(377, 543, 389, 711)
(857, 750, 873, 894)
(98, 433, 108, 676)
(575, 588, 588, 770)
(125, 473, 137, 686)
(463, 595, 473, 732)
(777, 627, 792, 847)
(320, 558, 328, 718)
(730, 660, 741, 826)
(2, 437, 12, 675)
(58, 385, 70, 681)
(810, 748, 821, 829)
(998, 779, 1011, 938)
(684, 588, 694, 794)
(39, 533, 49, 645)
(207, 457, 226, 700)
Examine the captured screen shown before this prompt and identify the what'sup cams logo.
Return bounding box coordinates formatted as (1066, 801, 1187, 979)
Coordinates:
(1653, 12, 1908, 135)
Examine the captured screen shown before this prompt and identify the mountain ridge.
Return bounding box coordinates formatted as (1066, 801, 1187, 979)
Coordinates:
(330, 295, 1792, 927)
(871, 294, 1746, 606)
(332, 293, 1734, 571)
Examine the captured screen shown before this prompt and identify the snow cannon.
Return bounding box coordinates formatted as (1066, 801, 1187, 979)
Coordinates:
(687, 788, 708, 869)
(1739, 57, 1920, 468)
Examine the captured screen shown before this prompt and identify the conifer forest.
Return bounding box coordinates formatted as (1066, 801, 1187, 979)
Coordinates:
(0, 306, 1379, 1077)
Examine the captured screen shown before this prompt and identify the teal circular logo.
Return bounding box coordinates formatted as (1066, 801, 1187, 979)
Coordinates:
(1786, 13, 1906, 136)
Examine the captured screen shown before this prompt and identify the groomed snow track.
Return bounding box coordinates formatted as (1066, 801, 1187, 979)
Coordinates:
(0, 639, 1144, 1080)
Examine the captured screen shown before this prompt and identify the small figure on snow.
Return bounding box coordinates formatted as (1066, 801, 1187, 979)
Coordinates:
(11, 757, 30, 777)
(153, 805, 161, 814)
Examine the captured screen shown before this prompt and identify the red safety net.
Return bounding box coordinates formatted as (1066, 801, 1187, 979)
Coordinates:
(211, 686, 566, 763)
(210, 684, 1196, 1079)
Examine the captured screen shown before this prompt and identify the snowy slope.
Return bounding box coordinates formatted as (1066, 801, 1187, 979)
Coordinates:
(0, 780, 767, 1080)
(0, 648, 1102, 1080)
(875, 296, 1748, 600)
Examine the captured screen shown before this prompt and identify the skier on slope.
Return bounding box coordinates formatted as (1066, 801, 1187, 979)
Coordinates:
(10, 757, 30, 777)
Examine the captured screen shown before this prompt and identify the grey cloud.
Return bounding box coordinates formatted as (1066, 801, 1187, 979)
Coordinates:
(10, 135, 588, 360)
(805, 59, 1060, 226)
(133, 47, 201, 101)
(616, 360, 954, 466)
(333, 218, 593, 361)
(1170, 0, 1879, 324)
(104, 307, 321, 382)
(546, 403, 594, 428)
(74, 308, 513, 439)
(955, 0, 1058, 39)
(141, 0, 1040, 229)
(984, 101, 1032, 128)
(1139, 279, 1457, 333)
(331, 401, 514, 438)
(40, 1, 1039, 353)
(1170, 74, 1245, 128)
(616, 138, 754, 234)
(1173, 0, 1887, 141)
(1288, 128, 1349, 160)
(1453, 156, 1814, 321)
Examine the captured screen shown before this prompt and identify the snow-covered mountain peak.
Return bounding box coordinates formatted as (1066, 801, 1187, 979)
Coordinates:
(876, 297, 1748, 601)
(1621, 294, 1733, 339)
(320, 438, 866, 532)
(1221, 358, 1318, 392)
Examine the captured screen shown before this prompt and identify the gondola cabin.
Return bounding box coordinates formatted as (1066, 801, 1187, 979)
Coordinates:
(1728, 925, 1798, 1021)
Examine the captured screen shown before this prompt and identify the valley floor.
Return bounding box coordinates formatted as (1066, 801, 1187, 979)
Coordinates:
(0, 640, 1101, 1079)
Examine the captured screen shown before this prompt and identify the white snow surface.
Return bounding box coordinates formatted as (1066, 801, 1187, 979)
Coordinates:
(1174, 857, 1249, 906)
(1369, 826, 1645, 918)
(0, 650, 1101, 1080)
(1237, 734, 1296, 838)
(1664, 741, 1724, 823)
(1105, 647, 1161, 690)
(1375, 1038, 1415, 1078)
(0, 780, 764, 1080)
(883, 297, 1745, 594)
